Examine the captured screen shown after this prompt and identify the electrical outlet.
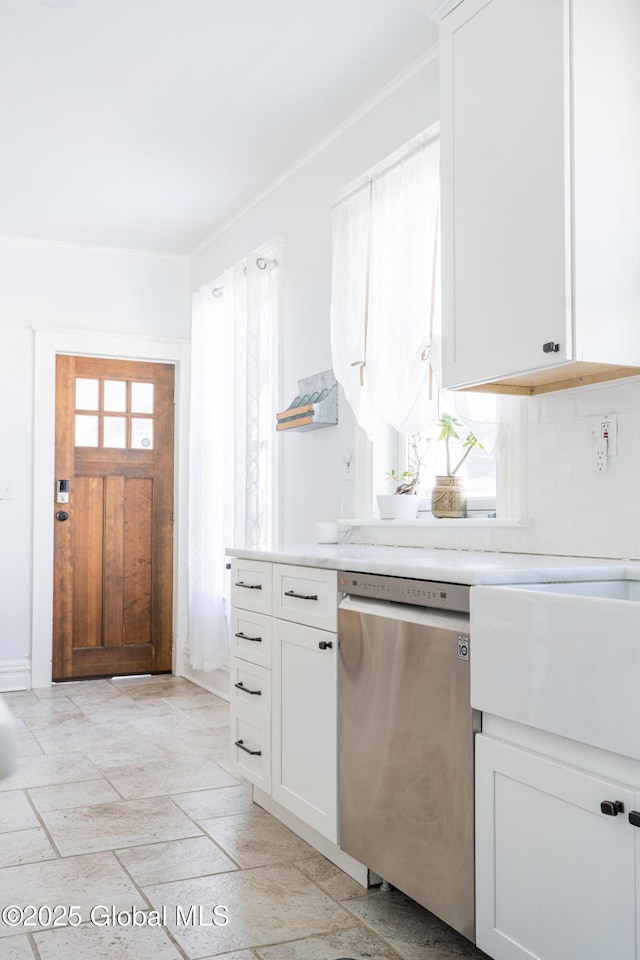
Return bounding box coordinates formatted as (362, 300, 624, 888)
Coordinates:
(586, 414, 618, 457)
(342, 448, 353, 481)
(594, 438, 608, 473)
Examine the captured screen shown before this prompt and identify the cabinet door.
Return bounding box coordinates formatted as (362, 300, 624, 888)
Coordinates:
(476, 735, 636, 960)
(230, 607, 272, 669)
(229, 657, 271, 722)
(440, 0, 572, 388)
(272, 619, 337, 842)
(230, 559, 272, 614)
(229, 708, 271, 793)
(272, 564, 337, 632)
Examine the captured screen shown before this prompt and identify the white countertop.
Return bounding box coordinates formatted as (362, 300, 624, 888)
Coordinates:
(226, 544, 638, 586)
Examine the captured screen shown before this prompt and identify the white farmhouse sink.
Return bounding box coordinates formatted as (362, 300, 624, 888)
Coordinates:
(471, 579, 640, 761)
(516, 579, 640, 601)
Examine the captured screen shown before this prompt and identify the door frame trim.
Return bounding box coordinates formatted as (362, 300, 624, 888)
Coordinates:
(33, 328, 190, 689)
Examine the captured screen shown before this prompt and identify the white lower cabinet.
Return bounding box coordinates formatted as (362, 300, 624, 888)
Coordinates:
(229, 562, 339, 845)
(271, 618, 337, 842)
(476, 734, 639, 960)
(230, 710, 271, 793)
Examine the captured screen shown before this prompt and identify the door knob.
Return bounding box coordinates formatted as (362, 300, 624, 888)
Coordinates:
(56, 511, 69, 521)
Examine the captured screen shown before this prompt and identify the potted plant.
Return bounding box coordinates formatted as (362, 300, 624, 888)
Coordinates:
(431, 412, 483, 518)
(377, 435, 430, 520)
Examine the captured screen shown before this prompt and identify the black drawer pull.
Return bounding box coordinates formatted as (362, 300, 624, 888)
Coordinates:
(234, 681, 262, 696)
(542, 341, 560, 353)
(601, 800, 625, 816)
(235, 581, 262, 590)
(629, 811, 640, 828)
(284, 590, 319, 601)
(235, 739, 262, 756)
(235, 631, 262, 643)
(318, 640, 333, 650)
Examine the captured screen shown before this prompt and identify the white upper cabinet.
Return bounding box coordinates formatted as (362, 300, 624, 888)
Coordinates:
(438, 0, 640, 394)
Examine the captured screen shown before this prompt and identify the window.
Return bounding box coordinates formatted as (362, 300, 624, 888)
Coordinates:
(330, 129, 523, 520)
(74, 377, 155, 450)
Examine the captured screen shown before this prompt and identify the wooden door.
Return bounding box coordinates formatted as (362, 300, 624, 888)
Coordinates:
(53, 355, 174, 680)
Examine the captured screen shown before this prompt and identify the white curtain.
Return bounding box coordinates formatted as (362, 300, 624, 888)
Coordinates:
(331, 132, 440, 439)
(329, 183, 379, 438)
(330, 129, 508, 456)
(188, 253, 277, 672)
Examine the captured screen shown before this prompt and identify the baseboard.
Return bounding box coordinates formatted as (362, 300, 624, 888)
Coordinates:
(0, 658, 31, 692)
(178, 645, 230, 701)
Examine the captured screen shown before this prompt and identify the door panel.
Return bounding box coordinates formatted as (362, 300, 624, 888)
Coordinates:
(123, 477, 153, 645)
(53, 355, 174, 680)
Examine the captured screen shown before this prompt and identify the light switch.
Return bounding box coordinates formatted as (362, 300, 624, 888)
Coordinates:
(0, 479, 15, 500)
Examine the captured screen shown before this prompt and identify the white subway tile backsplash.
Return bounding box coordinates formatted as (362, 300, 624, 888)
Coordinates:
(535, 394, 575, 424)
(572, 377, 640, 417)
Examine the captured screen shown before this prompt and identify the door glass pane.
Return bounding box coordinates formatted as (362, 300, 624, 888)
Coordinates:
(75, 378, 99, 411)
(104, 380, 127, 412)
(131, 418, 153, 450)
(75, 414, 99, 447)
(104, 416, 127, 448)
(131, 382, 154, 414)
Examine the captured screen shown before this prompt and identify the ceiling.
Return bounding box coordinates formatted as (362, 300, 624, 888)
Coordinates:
(0, 0, 437, 255)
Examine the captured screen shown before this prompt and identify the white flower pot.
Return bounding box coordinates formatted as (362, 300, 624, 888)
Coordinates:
(376, 494, 420, 520)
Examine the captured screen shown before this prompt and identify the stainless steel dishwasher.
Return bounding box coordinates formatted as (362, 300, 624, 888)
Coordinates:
(337, 572, 478, 942)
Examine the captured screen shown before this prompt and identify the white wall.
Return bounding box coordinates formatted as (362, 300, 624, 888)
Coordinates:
(190, 61, 440, 544)
(0, 237, 190, 671)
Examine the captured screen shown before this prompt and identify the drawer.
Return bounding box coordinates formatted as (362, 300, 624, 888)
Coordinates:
(272, 564, 338, 631)
(230, 559, 272, 614)
(230, 608, 272, 668)
(230, 708, 271, 792)
(229, 657, 271, 721)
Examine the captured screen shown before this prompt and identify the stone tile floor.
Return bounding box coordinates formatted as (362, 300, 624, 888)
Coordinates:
(0, 677, 489, 959)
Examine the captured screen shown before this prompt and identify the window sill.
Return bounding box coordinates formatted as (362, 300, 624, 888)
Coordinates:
(341, 517, 532, 529)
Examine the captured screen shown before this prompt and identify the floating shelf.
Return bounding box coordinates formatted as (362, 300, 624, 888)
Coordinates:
(276, 370, 338, 432)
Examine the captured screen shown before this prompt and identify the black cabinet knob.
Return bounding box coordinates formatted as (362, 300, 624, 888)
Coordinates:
(629, 811, 640, 828)
(56, 511, 69, 521)
(542, 341, 560, 353)
(600, 800, 625, 816)
(318, 640, 333, 650)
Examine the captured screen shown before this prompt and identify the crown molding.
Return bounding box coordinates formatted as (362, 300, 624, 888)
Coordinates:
(412, 0, 465, 22)
(0, 233, 188, 261)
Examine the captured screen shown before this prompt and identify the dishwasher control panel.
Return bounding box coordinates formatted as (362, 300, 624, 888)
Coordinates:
(338, 572, 470, 613)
